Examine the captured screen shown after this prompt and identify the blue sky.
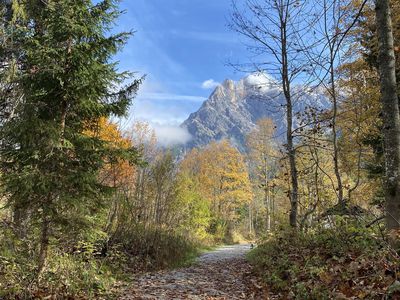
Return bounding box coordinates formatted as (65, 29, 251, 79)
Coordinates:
(114, 0, 248, 134)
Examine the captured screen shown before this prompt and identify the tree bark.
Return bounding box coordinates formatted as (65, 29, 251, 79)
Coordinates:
(330, 57, 345, 208)
(265, 188, 270, 232)
(12, 205, 27, 239)
(375, 0, 400, 232)
(37, 215, 50, 277)
(280, 9, 299, 228)
(231, 0, 300, 228)
(271, 186, 275, 231)
(249, 202, 253, 235)
(285, 68, 299, 228)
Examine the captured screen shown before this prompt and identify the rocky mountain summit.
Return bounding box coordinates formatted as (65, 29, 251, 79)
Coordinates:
(181, 73, 329, 151)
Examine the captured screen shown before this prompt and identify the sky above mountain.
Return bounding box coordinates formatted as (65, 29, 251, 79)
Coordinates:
(114, 0, 249, 143)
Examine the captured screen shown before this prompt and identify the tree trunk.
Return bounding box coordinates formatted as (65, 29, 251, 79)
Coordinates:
(13, 205, 27, 239)
(249, 202, 253, 235)
(37, 215, 50, 278)
(330, 58, 345, 208)
(271, 186, 275, 231)
(286, 88, 299, 228)
(375, 0, 400, 233)
(280, 14, 299, 228)
(265, 186, 271, 232)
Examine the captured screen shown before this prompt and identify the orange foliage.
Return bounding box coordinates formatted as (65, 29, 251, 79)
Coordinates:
(85, 117, 136, 188)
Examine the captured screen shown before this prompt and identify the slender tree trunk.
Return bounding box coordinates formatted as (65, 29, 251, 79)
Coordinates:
(375, 0, 400, 232)
(286, 84, 299, 228)
(264, 170, 270, 231)
(329, 58, 344, 207)
(60, 100, 67, 144)
(265, 186, 271, 232)
(249, 202, 253, 235)
(271, 186, 275, 231)
(281, 15, 298, 228)
(13, 206, 26, 238)
(60, 37, 72, 145)
(106, 199, 118, 234)
(138, 169, 146, 224)
(37, 215, 50, 277)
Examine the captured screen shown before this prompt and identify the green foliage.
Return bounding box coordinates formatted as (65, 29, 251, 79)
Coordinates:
(175, 172, 212, 242)
(0, 1, 147, 297)
(0, 0, 142, 279)
(1, 0, 141, 228)
(0, 232, 115, 299)
(2, 1, 396, 299)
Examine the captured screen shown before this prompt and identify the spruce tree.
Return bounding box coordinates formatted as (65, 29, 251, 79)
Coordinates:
(0, 0, 25, 124)
(0, 0, 141, 276)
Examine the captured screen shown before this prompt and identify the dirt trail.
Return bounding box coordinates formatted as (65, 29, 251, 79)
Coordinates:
(118, 244, 265, 300)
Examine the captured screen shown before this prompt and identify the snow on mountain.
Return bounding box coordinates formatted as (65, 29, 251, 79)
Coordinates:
(181, 73, 330, 151)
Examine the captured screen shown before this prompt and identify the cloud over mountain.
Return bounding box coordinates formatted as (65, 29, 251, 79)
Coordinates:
(181, 73, 329, 151)
(153, 123, 192, 147)
(201, 79, 220, 89)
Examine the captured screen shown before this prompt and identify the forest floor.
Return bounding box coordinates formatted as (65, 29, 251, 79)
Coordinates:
(117, 244, 268, 300)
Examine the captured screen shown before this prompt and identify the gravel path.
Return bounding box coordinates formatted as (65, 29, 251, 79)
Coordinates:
(118, 244, 265, 300)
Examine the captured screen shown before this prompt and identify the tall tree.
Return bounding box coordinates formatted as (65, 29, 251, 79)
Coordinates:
(231, 0, 311, 227)
(180, 140, 252, 241)
(294, 0, 369, 209)
(0, 0, 141, 276)
(375, 0, 400, 233)
(0, 0, 25, 125)
(246, 118, 277, 232)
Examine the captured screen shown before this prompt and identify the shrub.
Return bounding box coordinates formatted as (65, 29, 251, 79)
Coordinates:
(110, 225, 200, 271)
(0, 245, 115, 299)
(248, 223, 399, 299)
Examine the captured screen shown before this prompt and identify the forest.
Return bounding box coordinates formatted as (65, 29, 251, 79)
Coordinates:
(1, 0, 400, 299)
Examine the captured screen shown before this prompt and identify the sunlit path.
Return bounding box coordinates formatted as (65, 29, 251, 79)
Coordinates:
(119, 244, 264, 300)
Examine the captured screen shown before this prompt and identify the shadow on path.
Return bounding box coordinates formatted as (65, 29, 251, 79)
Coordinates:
(118, 244, 266, 300)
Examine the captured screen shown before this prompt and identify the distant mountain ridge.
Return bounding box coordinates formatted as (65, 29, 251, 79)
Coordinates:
(181, 73, 330, 151)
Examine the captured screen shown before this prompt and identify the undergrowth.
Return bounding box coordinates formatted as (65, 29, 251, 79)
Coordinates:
(0, 246, 116, 299)
(110, 226, 203, 271)
(0, 226, 203, 299)
(248, 221, 400, 299)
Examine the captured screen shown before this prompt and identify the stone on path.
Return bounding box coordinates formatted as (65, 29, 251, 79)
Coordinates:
(118, 244, 266, 300)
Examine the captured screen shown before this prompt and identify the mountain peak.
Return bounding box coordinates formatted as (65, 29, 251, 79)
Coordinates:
(210, 78, 238, 103)
(222, 78, 235, 90)
(182, 73, 329, 151)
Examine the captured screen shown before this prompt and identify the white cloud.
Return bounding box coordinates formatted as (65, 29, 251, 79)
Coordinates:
(130, 99, 195, 125)
(244, 72, 279, 93)
(201, 79, 220, 89)
(244, 72, 277, 87)
(152, 123, 192, 146)
(127, 77, 204, 133)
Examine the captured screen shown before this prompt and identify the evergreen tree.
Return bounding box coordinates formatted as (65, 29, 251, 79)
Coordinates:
(0, 0, 25, 124)
(0, 0, 142, 276)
